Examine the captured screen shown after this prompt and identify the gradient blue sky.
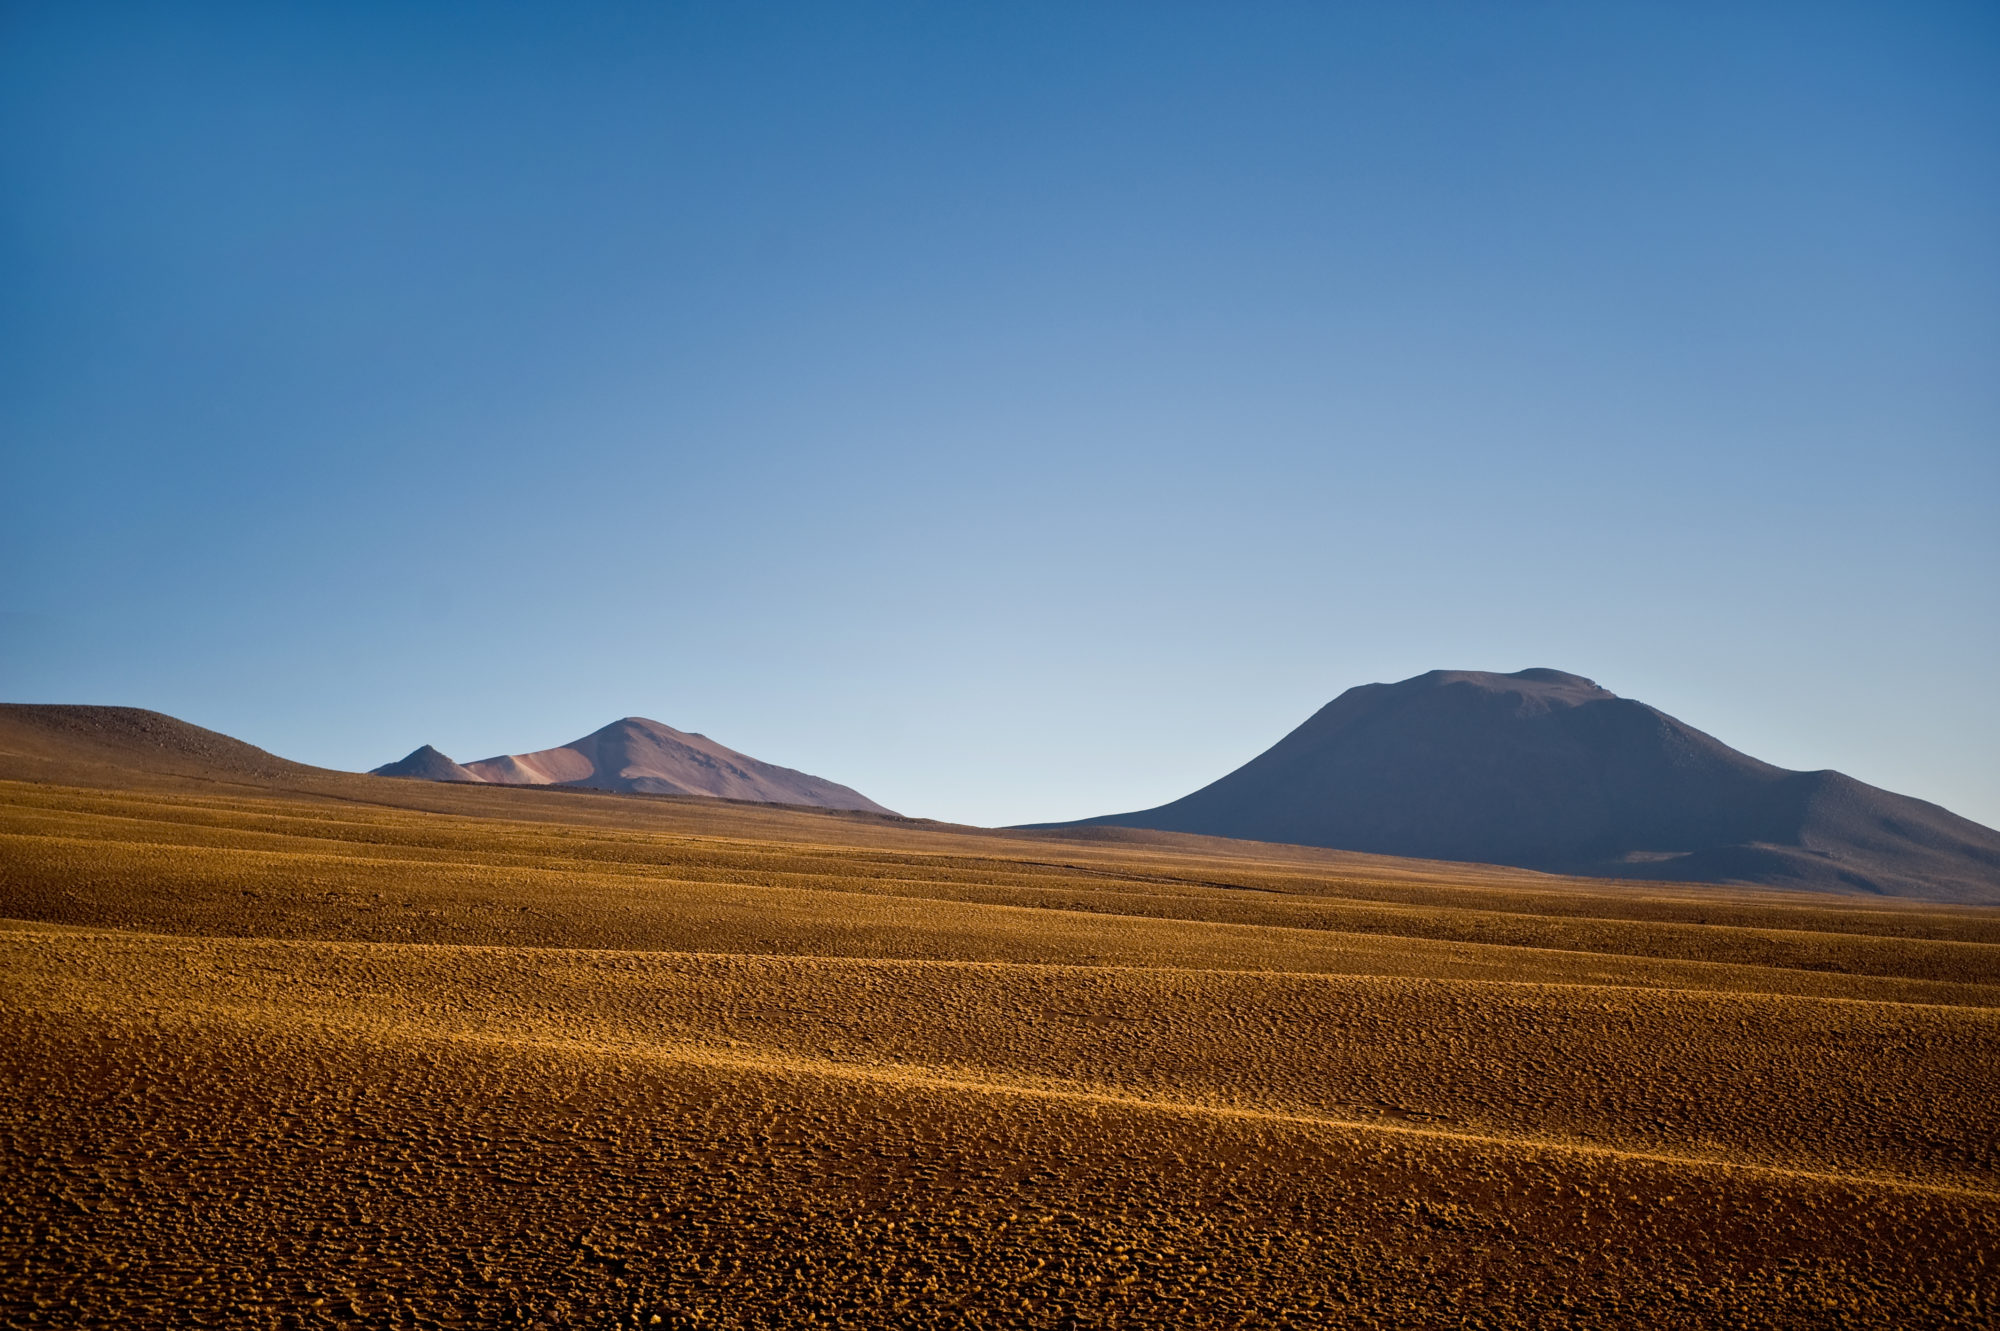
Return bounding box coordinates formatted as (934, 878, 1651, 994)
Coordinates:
(4, 2, 1996, 828)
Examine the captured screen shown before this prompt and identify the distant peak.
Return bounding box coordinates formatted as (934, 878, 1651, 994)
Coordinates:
(451, 713, 892, 812)
(370, 743, 482, 781)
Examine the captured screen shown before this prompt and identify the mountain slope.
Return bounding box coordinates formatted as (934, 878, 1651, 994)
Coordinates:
(458, 716, 894, 814)
(1052, 669, 2000, 903)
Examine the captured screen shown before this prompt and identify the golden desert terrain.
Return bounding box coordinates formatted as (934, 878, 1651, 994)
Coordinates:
(1, 708, 1996, 1328)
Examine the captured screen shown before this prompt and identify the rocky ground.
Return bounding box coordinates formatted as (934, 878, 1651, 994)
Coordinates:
(1, 766, 1995, 1327)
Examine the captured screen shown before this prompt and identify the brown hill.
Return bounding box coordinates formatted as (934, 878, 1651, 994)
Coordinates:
(458, 716, 894, 813)
(0, 704, 313, 786)
(1050, 669, 2000, 904)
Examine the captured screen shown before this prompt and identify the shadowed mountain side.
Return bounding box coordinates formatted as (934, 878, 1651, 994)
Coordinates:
(370, 745, 482, 783)
(461, 716, 895, 814)
(1047, 669, 2000, 904)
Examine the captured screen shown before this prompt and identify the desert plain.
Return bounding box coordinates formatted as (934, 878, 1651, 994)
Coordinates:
(1, 708, 1996, 1328)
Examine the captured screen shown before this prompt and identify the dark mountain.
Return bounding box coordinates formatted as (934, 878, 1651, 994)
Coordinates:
(1047, 669, 2000, 903)
(370, 745, 482, 783)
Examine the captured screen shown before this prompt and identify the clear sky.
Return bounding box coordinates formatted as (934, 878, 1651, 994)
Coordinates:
(4, 2, 1996, 829)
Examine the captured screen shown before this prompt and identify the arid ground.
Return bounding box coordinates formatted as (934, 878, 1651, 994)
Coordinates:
(1, 711, 1996, 1328)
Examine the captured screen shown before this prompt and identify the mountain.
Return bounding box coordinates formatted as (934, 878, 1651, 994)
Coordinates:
(1047, 669, 2000, 903)
(370, 745, 482, 783)
(391, 716, 895, 814)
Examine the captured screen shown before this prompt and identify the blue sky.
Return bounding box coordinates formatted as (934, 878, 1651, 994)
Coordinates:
(4, 2, 1996, 828)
